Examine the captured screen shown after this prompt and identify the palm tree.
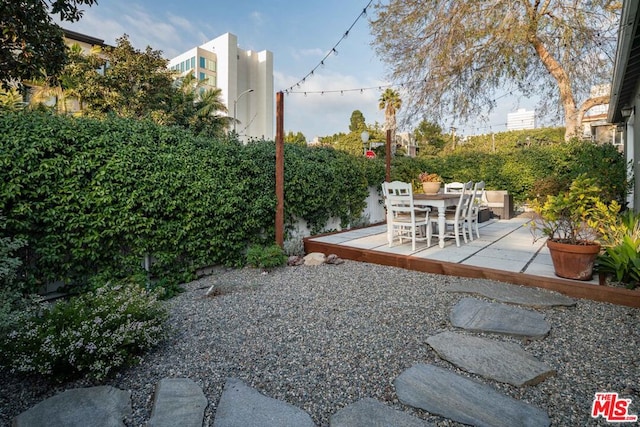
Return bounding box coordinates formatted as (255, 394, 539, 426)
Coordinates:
(173, 72, 230, 137)
(378, 88, 402, 136)
(0, 86, 25, 111)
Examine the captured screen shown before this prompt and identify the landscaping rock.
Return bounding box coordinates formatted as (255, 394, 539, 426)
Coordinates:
(148, 378, 207, 427)
(330, 398, 432, 427)
(395, 364, 550, 427)
(325, 254, 344, 265)
(427, 332, 555, 386)
(213, 378, 314, 427)
(287, 255, 304, 266)
(450, 298, 550, 338)
(303, 252, 326, 266)
(13, 386, 131, 427)
(442, 280, 576, 307)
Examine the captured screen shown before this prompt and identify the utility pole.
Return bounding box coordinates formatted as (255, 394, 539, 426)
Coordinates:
(450, 126, 457, 150)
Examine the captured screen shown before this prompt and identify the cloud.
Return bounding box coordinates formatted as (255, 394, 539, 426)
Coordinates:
(250, 11, 265, 27)
(275, 71, 387, 138)
(292, 48, 325, 60)
(58, 1, 196, 58)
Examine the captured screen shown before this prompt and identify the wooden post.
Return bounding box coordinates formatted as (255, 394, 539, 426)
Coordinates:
(385, 129, 391, 182)
(275, 91, 284, 247)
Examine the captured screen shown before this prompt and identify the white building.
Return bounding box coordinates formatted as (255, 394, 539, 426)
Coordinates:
(168, 33, 273, 142)
(506, 108, 536, 131)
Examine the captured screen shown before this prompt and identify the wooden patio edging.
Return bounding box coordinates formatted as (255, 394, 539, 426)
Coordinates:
(304, 238, 640, 309)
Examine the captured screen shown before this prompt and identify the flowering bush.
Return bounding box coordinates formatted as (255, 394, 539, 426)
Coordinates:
(0, 280, 168, 381)
(418, 172, 442, 183)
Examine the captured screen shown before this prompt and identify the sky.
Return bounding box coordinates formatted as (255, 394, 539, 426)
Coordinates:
(56, 0, 538, 139)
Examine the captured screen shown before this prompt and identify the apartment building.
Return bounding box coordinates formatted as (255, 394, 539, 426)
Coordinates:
(169, 33, 274, 142)
(506, 108, 536, 131)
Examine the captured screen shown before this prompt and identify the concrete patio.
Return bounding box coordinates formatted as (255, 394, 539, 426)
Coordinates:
(304, 217, 640, 308)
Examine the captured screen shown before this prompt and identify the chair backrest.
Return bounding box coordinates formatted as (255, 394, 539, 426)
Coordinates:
(454, 181, 474, 219)
(473, 181, 486, 208)
(383, 181, 416, 218)
(444, 182, 465, 193)
(383, 181, 412, 198)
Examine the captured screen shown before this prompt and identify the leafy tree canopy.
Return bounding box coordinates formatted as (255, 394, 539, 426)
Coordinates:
(370, 0, 620, 140)
(414, 120, 448, 156)
(284, 131, 307, 146)
(349, 110, 366, 132)
(0, 0, 97, 89)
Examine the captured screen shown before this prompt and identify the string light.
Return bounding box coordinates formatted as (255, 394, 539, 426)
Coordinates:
(282, 0, 373, 93)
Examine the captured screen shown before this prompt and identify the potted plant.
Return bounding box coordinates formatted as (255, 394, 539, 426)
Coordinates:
(418, 172, 442, 195)
(529, 175, 620, 281)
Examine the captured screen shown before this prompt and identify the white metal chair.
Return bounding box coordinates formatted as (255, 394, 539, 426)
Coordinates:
(430, 180, 473, 247)
(466, 180, 485, 240)
(383, 181, 432, 251)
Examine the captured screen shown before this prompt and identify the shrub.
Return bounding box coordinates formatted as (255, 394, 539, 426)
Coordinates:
(0, 280, 168, 381)
(0, 214, 28, 337)
(596, 210, 640, 289)
(246, 244, 287, 269)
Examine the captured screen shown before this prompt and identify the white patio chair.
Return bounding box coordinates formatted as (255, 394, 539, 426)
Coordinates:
(466, 180, 485, 240)
(383, 181, 432, 251)
(430, 180, 473, 247)
(444, 182, 465, 193)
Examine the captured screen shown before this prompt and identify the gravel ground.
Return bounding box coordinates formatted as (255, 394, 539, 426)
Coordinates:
(1, 260, 639, 426)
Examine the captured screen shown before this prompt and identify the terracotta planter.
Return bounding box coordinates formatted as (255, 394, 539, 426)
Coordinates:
(547, 239, 601, 281)
(422, 182, 441, 195)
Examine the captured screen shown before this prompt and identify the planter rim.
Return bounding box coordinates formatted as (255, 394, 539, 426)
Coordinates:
(546, 238, 600, 247)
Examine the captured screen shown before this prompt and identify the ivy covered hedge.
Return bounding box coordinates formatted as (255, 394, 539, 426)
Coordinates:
(0, 111, 373, 290)
(0, 111, 627, 291)
(387, 140, 627, 205)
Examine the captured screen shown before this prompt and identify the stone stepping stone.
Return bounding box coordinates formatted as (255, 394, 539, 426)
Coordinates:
(213, 378, 315, 427)
(450, 297, 550, 338)
(395, 364, 550, 427)
(14, 386, 131, 427)
(442, 279, 576, 307)
(427, 331, 555, 386)
(330, 397, 433, 427)
(148, 378, 207, 427)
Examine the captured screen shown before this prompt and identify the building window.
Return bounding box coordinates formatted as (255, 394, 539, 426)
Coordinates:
(199, 56, 205, 68)
(190, 56, 195, 70)
(199, 72, 206, 82)
(207, 59, 216, 72)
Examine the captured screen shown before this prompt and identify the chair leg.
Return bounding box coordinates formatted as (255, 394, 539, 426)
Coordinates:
(458, 222, 469, 243)
(411, 225, 416, 251)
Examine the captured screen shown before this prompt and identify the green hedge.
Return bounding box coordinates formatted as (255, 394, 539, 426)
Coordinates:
(0, 111, 375, 290)
(0, 111, 627, 291)
(386, 140, 627, 205)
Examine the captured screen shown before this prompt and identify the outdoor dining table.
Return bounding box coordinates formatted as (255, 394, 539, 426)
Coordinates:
(413, 193, 465, 248)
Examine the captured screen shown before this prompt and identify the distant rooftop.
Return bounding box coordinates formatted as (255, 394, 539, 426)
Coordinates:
(62, 29, 109, 47)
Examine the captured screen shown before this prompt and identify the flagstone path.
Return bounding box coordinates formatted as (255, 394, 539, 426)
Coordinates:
(13, 281, 575, 426)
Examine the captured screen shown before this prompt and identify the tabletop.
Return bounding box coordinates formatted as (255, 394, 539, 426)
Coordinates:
(414, 193, 461, 201)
